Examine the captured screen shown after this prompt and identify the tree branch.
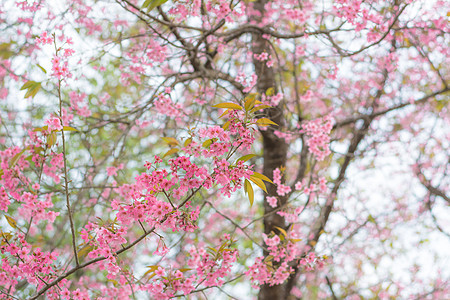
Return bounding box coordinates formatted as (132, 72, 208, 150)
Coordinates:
(57, 79, 79, 267)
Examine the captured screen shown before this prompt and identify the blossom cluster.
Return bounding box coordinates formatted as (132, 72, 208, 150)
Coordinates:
(236, 71, 258, 93)
(273, 168, 291, 197)
(69, 91, 91, 117)
(0, 233, 59, 296)
(70, 113, 257, 294)
(140, 235, 238, 299)
(276, 176, 328, 223)
(35, 31, 53, 45)
(37, 33, 76, 80)
(253, 52, 274, 67)
(246, 230, 325, 288)
(16, 0, 41, 12)
(301, 115, 333, 161)
(154, 93, 183, 121)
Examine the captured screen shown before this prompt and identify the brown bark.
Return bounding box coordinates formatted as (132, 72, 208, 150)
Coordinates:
(251, 1, 289, 299)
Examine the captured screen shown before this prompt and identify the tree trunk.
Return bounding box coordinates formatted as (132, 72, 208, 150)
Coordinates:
(251, 1, 289, 299)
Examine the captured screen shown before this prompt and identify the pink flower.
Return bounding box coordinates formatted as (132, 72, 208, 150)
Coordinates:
(301, 116, 333, 161)
(64, 48, 75, 57)
(267, 196, 278, 208)
(277, 184, 291, 196)
(216, 173, 230, 186)
(155, 267, 165, 277)
(35, 31, 53, 45)
(106, 166, 118, 177)
(45, 117, 63, 131)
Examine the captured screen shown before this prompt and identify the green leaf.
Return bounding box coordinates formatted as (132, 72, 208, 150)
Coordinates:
(143, 0, 168, 11)
(222, 120, 230, 131)
(142, 0, 153, 8)
(274, 226, 288, 238)
(183, 138, 192, 147)
(264, 255, 274, 263)
(9, 149, 26, 168)
(163, 147, 179, 158)
(34, 147, 44, 155)
(33, 126, 47, 132)
(21, 81, 41, 99)
(63, 126, 78, 132)
(244, 179, 254, 206)
(107, 279, 118, 286)
(78, 244, 94, 259)
(47, 131, 57, 147)
(0, 232, 13, 245)
(245, 93, 258, 101)
(25, 84, 41, 99)
(256, 118, 278, 126)
(251, 171, 273, 184)
(265, 87, 275, 96)
(37, 64, 47, 74)
(35, 125, 77, 132)
(20, 81, 37, 90)
(202, 139, 216, 148)
(250, 105, 272, 113)
(161, 137, 179, 146)
(0, 42, 15, 59)
(244, 94, 258, 111)
(207, 246, 217, 253)
(178, 268, 191, 272)
(218, 109, 231, 118)
(290, 238, 302, 243)
(249, 176, 267, 193)
(212, 102, 243, 110)
(143, 265, 159, 278)
(5, 215, 17, 228)
(218, 242, 227, 253)
(237, 154, 257, 163)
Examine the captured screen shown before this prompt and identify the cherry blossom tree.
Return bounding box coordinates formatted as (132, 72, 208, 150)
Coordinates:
(0, 0, 448, 299)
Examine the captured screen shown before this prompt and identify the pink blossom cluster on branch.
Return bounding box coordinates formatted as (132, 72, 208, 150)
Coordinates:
(0, 0, 448, 299)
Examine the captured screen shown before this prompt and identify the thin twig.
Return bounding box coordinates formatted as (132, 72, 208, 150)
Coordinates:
(326, 276, 338, 300)
(57, 78, 79, 267)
